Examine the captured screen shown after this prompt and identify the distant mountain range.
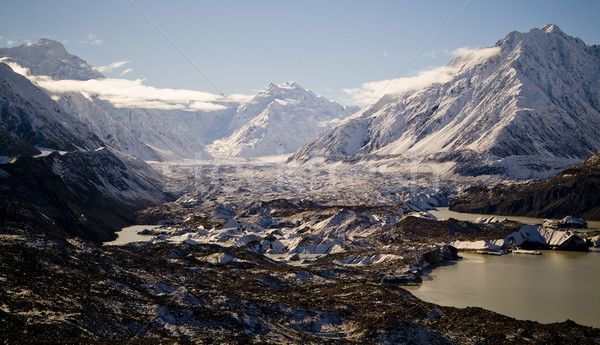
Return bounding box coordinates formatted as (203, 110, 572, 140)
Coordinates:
(1, 39, 357, 160)
(289, 24, 600, 180)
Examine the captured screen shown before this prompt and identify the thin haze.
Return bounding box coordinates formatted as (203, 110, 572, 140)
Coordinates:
(1, 0, 599, 106)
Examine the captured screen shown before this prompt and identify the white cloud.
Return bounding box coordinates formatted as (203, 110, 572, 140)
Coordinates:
(80, 33, 103, 45)
(0, 57, 29, 75)
(7, 40, 16, 46)
(344, 46, 501, 105)
(1, 59, 252, 112)
(36, 78, 253, 111)
(120, 68, 133, 76)
(450, 46, 500, 60)
(94, 60, 130, 73)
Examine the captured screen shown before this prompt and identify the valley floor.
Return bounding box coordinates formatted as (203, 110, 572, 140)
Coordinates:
(2, 162, 599, 344)
(2, 232, 598, 344)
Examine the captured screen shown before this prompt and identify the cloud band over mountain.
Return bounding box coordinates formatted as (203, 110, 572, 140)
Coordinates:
(344, 46, 501, 105)
(0, 58, 252, 111)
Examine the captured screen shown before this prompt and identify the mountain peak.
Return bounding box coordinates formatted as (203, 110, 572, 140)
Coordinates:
(264, 81, 305, 93)
(0, 38, 103, 80)
(36, 38, 68, 51)
(541, 23, 563, 35)
(496, 24, 581, 54)
(279, 81, 302, 89)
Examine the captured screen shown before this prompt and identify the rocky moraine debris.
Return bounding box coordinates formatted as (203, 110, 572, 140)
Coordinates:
(1, 230, 599, 344)
(6, 197, 600, 344)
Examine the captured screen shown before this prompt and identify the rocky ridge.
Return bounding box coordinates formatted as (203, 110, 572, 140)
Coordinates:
(450, 150, 600, 220)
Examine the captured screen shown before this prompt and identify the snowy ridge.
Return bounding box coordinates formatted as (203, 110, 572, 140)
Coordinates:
(208, 82, 359, 157)
(290, 25, 600, 179)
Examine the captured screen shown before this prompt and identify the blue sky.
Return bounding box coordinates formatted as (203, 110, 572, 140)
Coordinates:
(1, 0, 599, 106)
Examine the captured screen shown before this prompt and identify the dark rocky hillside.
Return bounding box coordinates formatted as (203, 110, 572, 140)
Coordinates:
(450, 151, 600, 220)
(0, 149, 167, 242)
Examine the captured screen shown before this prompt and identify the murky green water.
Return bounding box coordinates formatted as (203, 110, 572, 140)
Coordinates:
(103, 225, 159, 245)
(406, 250, 600, 328)
(430, 207, 600, 230)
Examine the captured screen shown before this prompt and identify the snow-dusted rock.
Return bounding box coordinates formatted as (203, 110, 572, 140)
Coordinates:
(204, 253, 237, 264)
(451, 239, 507, 251)
(506, 225, 587, 251)
(453, 224, 588, 252)
(406, 212, 437, 221)
(591, 236, 600, 248)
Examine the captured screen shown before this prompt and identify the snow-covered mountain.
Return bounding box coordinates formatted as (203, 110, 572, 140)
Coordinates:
(0, 39, 220, 160)
(90, 103, 219, 161)
(208, 82, 359, 157)
(290, 24, 600, 179)
(0, 39, 103, 80)
(0, 62, 104, 151)
(51, 92, 163, 161)
(2, 40, 358, 161)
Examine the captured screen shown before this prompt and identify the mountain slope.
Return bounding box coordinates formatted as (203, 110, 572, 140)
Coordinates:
(449, 150, 600, 220)
(289, 25, 600, 179)
(0, 62, 168, 242)
(0, 62, 104, 151)
(0, 123, 40, 160)
(208, 82, 359, 157)
(52, 91, 163, 161)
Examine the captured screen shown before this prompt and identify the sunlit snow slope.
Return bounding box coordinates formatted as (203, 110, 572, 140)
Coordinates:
(290, 25, 600, 179)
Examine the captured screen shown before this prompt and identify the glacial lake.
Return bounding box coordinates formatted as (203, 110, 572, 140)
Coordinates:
(430, 207, 600, 230)
(407, 208, 600, 328)
(103, 225, 159, 246)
